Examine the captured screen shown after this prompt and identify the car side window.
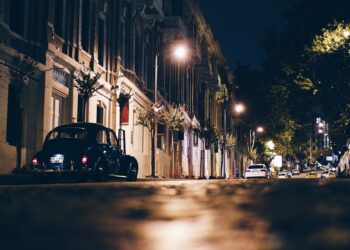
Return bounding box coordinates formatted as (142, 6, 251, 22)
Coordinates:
(96, 129, 108, 145)
(109, 130, 118, 146)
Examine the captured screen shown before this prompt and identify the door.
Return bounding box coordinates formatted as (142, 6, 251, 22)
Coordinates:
(108, 129, 122, 174)
(96, 129, 114, 173)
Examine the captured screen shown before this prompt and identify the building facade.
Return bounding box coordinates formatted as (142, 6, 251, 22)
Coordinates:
(0, 0, 235, 177)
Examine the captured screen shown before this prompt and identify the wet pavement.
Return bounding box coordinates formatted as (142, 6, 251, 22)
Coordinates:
(1, 179, 350, 250)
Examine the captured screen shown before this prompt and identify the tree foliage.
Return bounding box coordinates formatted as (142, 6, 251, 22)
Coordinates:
(73, 68, 102, 101)
(136, 104, 166, 134)
(240, 0, 350, 158)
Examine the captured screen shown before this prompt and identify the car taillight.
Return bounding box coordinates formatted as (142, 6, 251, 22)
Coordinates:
(245, 169, 251, 172)
(82, 156, 88, 165)
(260, 169, 267, 172)
(32, 157, 38, 165)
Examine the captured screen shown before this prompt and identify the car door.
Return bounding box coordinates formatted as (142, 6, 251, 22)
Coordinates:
(108, 129, 122, 174)
(96, 129, 114, 173)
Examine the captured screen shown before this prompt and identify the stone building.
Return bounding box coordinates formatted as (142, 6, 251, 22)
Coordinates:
(0, 0, 235, 177)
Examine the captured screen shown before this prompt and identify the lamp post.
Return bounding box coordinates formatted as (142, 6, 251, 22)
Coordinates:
(151, 43, 189, 178)
(233, 103, 245, 178)
(221, 99, 228, 178)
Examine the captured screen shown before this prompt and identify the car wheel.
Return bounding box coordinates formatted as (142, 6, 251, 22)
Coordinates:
(94, 157, 107, 181)
(126, 158, 138, 182)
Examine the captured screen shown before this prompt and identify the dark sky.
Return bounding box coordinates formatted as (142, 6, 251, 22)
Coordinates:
(197, 0, 300, 69)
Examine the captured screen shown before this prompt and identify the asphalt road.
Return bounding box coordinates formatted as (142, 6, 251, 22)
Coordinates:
(1, 178, 350, 250)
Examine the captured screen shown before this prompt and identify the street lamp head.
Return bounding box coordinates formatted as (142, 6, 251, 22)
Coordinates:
(173, 44, 188, 61)
(256, 126, 264, 133)
(234, 103, 245, 115)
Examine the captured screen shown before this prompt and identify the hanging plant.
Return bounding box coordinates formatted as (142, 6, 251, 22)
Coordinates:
(117, 90, 132, 110)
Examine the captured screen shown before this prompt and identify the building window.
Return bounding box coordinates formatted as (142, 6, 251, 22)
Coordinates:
(157, 124, 165, 150)
(6, 84, 20, 146)
(50, 94, 63, 130)
(121, 104, 129, 125)
(96, 104, 104, 124)
(10, 0, 25, 36)
(98, 17, 105, 66)
(77, 95, 84, 122)
(54, 0, 64, 37)
(81, 0, 91, 52)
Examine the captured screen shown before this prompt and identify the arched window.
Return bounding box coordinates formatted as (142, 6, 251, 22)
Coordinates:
(96, 102, 105, 125)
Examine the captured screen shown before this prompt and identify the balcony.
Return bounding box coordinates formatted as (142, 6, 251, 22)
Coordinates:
(134, 0, 164, 19)
(163, 16, 186, 42)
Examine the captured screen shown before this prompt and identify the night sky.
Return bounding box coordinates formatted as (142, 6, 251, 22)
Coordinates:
(197, 0, 300, 69)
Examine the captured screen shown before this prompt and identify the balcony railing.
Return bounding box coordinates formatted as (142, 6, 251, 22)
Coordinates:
(134, 0, 163, 18)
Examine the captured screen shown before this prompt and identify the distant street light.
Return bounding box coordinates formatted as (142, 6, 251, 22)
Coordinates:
(256, 126, 264, 133)
(234, 103, 245, 115)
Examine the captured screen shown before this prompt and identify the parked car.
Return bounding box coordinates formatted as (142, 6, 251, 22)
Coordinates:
(277, 172, 289, 179)
(306, 172, 318, 179)
(321, 171, 336, 179)
(292, 169, 300, 175)
(30, 123, 138, 181)
(244, 164, 270, 179)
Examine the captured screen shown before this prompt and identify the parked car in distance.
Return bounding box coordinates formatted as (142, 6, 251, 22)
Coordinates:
(244, 164, 270, 179)
(30, 123, 138, 181)
(277, 172, 289, 179)
(306, 172, 318, 179)
(292, 169, 300, 175)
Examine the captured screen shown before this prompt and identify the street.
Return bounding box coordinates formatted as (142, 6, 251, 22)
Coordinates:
(1, 179, 350, 250)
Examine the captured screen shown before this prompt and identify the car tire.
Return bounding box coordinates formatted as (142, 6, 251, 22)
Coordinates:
(94, 156, 108, 181)
(126, 158, 138, 182)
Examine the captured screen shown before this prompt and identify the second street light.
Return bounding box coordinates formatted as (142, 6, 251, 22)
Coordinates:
(233, 103, 245, 178)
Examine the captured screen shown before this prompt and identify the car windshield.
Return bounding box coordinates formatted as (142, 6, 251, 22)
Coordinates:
(248, 165, 264, 169)
(46, 127, 88, 141)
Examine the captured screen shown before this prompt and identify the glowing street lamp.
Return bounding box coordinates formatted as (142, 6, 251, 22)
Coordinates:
(256, 126, 264, 133)
(173, 44, 188, 61)
(234, 103, 245, 115)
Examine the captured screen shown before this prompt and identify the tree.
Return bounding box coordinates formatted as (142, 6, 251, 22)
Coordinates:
(245, 0, 350, 158)
(136, 103, 166, 177)
(163, 107, 186, 177)
(73, 68, 102, 122)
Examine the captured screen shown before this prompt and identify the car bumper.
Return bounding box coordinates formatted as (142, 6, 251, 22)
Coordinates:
(245, 172, 268, 178)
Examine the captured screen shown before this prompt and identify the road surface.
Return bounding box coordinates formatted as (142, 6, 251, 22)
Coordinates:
(1, 178, 350, 250)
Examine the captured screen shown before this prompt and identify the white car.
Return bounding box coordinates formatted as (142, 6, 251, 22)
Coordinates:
(277, 172, 288, 179)
(245, 164, 270, 179)
(292, 169, 300, 175)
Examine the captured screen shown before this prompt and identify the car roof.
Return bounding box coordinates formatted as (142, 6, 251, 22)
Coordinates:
(52, 122, 108, 131)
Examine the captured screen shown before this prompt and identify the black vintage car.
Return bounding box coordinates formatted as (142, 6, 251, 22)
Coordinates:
(30, 123, 138, 181)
